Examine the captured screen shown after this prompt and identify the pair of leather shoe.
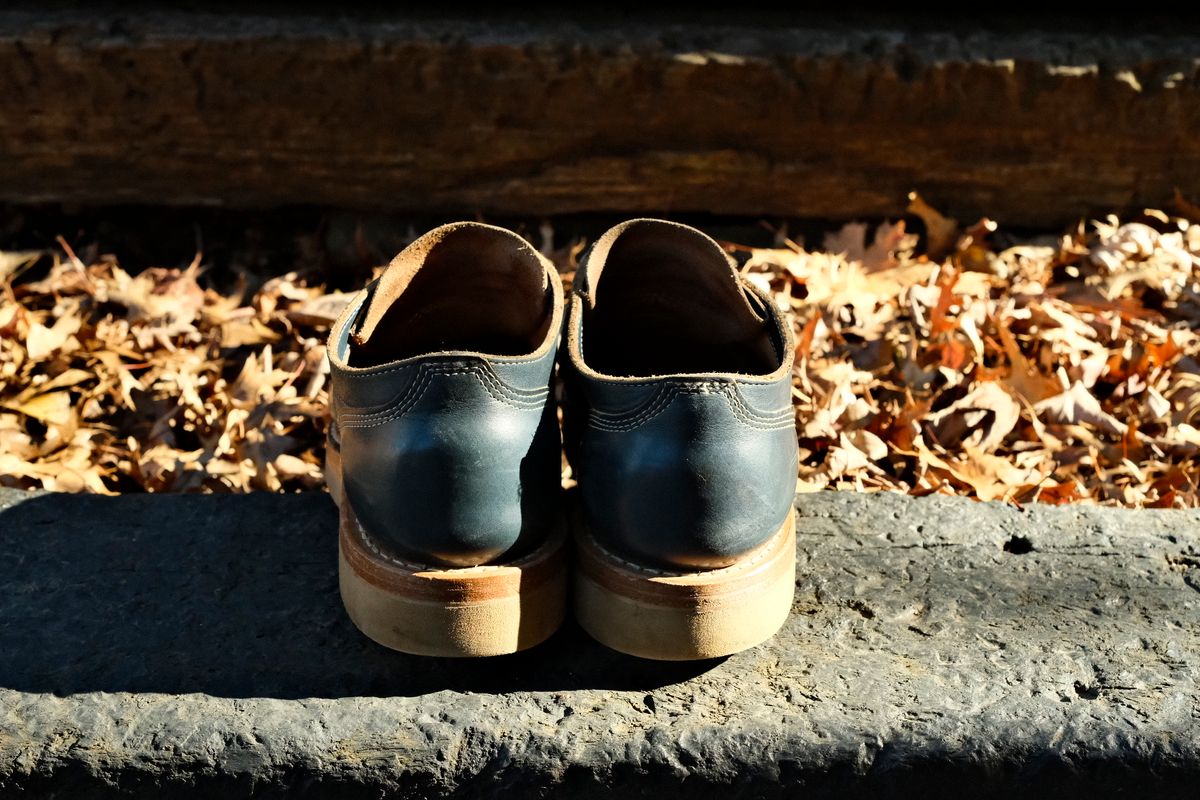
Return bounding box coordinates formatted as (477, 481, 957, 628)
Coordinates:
(326, 220, 798, 660)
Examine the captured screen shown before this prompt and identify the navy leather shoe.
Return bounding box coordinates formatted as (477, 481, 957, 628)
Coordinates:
(563, 219, 798, 660)
(326, 222, 566, 656)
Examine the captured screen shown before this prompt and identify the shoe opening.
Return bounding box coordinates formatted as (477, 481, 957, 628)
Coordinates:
(582, 221, 781, 377)
(349, 224, 553, 367)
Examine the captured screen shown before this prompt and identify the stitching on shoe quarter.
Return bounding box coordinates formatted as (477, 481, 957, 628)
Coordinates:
(338, 365, 434, 423)
(727, 385, 795, 426)
(339, 361, 547, 420)
(339, 362, 547, 429)
(588, 381, 795, 433)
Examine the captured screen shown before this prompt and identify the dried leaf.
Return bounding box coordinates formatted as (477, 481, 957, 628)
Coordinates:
(25, 314, 81, 361)
(907, 191, 959, 259)
(1034, 381, 1127, 436)
(926, 381, 1021, 452)
(4, 391, 72, 426)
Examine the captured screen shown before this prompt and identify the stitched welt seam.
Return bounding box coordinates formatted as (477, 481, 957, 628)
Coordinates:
(340, 365, 547, 427)
(340, 362, 548, 421)
(589, 386, 794, 433)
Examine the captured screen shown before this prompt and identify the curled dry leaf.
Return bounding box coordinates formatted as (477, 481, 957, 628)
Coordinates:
(1034, 382, 1127, 436)
(907, 191, 960, 260)
(925, 381, 1021, 452)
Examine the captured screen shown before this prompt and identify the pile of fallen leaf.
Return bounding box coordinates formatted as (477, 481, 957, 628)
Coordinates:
(0, 244, 347, 492)
(736, 194, 1200, 507)
(1, 196, 1198, 506)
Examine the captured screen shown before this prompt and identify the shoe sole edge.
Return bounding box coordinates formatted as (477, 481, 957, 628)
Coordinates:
(572, 507, 796, 660)
(338, 502, 567, 657)
(325, 436, 344, 508)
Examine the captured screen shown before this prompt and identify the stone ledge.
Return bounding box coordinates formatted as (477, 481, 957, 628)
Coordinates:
(1, 488, 1198, 797)
(1, 6, 1199, 224)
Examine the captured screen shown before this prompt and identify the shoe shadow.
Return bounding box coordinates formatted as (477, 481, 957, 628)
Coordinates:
(0, 490, 721, 699)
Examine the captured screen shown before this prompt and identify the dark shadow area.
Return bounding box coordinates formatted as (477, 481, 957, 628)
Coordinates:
(0, 490, 721, 699)
(21, 1, 1200, 34)
(0, 202, 1062, 297)
(0, 203, 909, 277)
(1003, 534, 1035, 554)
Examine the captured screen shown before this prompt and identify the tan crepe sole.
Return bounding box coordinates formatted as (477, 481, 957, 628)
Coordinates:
(325, 437, 344, 508)
(337, 500, 567, 657)
(328, 440, 565, 656)
(573, 507, 796, 660)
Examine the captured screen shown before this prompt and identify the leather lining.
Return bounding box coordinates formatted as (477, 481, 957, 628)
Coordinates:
(349, 224, 553, 367)
(581, 220, 781, 377)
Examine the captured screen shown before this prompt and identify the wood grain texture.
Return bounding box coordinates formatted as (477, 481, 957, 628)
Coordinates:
(1, 8, 1199, 224)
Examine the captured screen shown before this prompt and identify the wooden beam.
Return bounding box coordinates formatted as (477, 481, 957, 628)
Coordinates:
(1, 8, 1198, 224)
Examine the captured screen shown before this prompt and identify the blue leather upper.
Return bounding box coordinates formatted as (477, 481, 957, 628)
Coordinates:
(572, 377, 797, 568)
(327, 224, 563, 568)
(562, 220, 799, 570)
(333, 351, 561, 567)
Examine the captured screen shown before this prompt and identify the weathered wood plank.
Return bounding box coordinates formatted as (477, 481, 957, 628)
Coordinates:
(1, 9, 1198, 224)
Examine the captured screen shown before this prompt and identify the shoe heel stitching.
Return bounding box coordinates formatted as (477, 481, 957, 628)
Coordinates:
(338, 365, 441, 427)
(340, 361, 548, 420)
(339, 364, 436, 422)
(340, 364, 548, 429)
(588, 383, 795, 433)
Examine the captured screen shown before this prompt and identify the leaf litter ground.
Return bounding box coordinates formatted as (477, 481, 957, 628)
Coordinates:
(1, 196, 1197, 507)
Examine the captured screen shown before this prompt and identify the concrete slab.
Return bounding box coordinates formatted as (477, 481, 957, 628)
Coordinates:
(0, 488, 1198, 797)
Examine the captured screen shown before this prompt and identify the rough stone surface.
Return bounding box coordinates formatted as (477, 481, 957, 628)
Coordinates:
(1, 7, 1199, 225)
(1, 488, 1198, 797)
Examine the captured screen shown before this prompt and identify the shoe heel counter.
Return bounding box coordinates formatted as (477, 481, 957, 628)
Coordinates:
(581, 383, 797, 569)
(337, 365, 559, 566)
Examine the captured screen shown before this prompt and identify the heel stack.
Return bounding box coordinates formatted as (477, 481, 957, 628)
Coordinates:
(338, 503, 567, 657)
(572, 508, 796, 660)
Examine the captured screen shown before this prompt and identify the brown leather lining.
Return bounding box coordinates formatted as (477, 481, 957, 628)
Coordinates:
(581, 220, 780, 377)
(349, 223, 554, 366)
